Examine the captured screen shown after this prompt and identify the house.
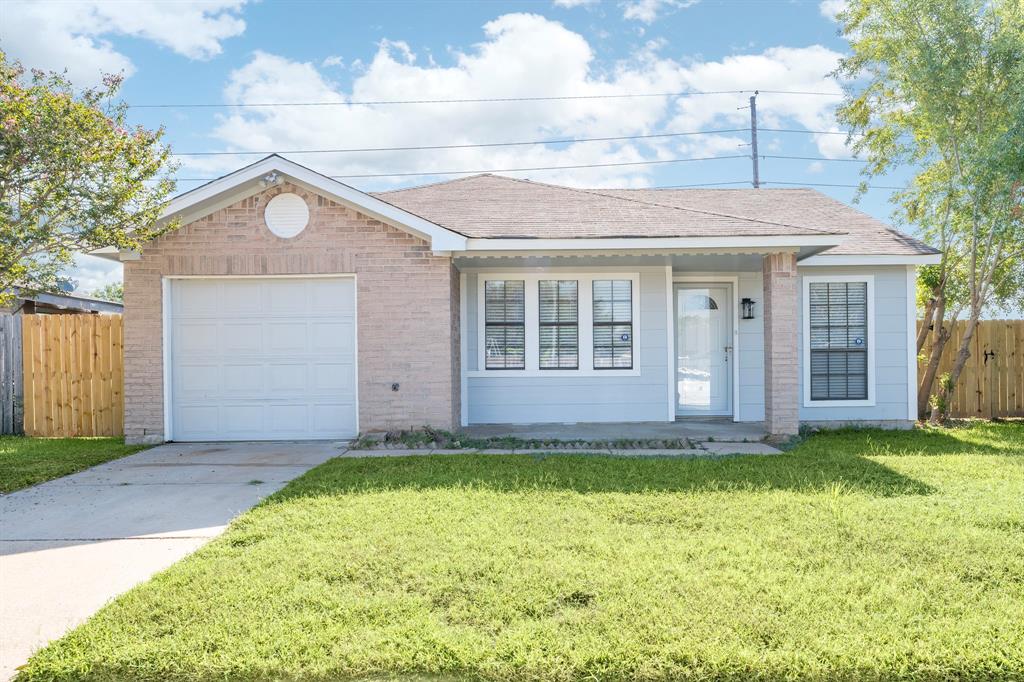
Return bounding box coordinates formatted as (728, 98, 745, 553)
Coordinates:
(2, 288, 124, 315)
(100, 155, 940, 444)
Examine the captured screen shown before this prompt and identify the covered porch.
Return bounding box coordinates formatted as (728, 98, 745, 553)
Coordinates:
(455, 249, 802, 438)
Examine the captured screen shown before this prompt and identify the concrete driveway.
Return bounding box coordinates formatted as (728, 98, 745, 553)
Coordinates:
(0, 441, 343, 680)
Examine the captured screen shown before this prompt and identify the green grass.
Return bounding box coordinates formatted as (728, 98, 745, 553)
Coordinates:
(0, 437, 148, 494)
(19, 423, 1024, 681)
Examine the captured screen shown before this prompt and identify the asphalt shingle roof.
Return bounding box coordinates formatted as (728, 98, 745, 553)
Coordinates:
(374, 174, 938, 256)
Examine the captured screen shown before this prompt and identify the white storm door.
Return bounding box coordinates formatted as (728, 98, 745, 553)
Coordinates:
(675, 284, 732, 415)
(169, 277, 357, 441)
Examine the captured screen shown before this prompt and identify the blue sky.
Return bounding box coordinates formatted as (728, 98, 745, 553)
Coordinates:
(2, 0, 913, 294)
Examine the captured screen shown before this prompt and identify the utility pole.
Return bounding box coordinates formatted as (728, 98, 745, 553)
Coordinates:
(749, 90, 759, 188)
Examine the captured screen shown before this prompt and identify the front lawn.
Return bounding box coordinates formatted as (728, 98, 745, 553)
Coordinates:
(0, 437, 148, 494)
(20, 423, 1024, 681)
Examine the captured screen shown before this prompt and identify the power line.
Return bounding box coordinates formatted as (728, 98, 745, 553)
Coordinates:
(127, 89, 844, 109)
(169, 128, 750, 157)
(163, 153, 877, 182)
(763, 181, 904, 190)
(762, 154, 867, 163)
(759, 127, 850, 135)
(650, 181, 753, 188)
(168, 154, 749, 181)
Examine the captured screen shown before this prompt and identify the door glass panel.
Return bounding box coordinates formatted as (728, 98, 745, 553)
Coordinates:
(676, 286, 730, 413)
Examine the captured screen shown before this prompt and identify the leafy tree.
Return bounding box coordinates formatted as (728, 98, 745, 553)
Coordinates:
(90, 281, 123, 303)
(0, 52, 177, 305)
(834, 0, 1024, 421)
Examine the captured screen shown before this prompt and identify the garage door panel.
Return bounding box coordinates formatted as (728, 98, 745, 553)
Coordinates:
(221, 322, 264, 353)
(267, 364, 308, 392)
(174, 282, 221, 315)
(268, 404, 309, 433)
(220, 282, 263, 313)
(222, 364, 265, 393)
(174, 323, 219, 353)
(175, 363, 219, 396)
(311, 363, 354, 392)
(267, 322, 308, 353)
(170, 277, 357, 441)
(310, 322, 353, 352)
(267, 281, 309, 313)
(176, 405, 219, 437)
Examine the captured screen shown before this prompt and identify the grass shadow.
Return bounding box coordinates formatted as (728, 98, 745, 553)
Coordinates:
(271, 424, 1024, 503)
(275, 446, 936, 501)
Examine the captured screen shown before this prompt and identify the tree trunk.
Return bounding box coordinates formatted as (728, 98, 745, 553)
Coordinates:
(916, 293, 937, 354)
(928, 313, 981, 424)
(917, 292, 948, 419)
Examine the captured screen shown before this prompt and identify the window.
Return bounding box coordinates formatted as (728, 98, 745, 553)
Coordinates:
(593, 279, 633, 369)
(539, 280, 578, 369)
(808, 281, 868, 400)
(484, 280, 525, 369)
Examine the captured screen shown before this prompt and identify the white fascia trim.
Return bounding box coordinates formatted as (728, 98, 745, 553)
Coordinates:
(802, 274, 877, 408)
(464, 235, 846, 252)
(800, 254, 941, 266)
(160, 156, 467, 252)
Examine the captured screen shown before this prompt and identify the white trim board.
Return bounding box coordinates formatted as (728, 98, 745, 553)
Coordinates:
(470, 271, 641, 378)
(800, 254, 941, 266)
(801, 274, 876, 408)
(673, 276, 740, 421)
(156, 155, 467, 252)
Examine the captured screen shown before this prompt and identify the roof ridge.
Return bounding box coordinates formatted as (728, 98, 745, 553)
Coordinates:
(373, 173, 493, 194)
(504, 177, 845, 236)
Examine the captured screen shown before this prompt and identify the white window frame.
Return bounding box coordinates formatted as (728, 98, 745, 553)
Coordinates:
(802, 274, 876, 408)
(471, 271, 641, 378)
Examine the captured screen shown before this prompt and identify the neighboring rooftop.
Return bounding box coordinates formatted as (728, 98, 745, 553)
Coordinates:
(375, 174, 938, 256)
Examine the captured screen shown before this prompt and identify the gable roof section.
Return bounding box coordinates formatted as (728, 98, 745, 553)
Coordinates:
(374, 174, 842, 239)
(375, 174, 939, 258)
(156, 155, 467, 251)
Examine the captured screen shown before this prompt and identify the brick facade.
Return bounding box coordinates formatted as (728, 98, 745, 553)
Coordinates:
(762, 252, 799, 437)
(123, 182, 459, 443)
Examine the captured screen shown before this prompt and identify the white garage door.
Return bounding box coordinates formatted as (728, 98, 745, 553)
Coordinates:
(169, 277, 357, 441)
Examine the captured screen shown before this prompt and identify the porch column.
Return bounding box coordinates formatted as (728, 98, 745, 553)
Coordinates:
(762, 252, 799, 438)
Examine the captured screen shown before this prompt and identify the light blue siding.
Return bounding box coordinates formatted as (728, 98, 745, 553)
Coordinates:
(460, 263, 914, 426)
(798, 265, 912, 422)
(465, 268, 669, 424)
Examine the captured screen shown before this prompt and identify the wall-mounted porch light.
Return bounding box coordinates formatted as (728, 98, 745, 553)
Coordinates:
(741, 298, 756, 320)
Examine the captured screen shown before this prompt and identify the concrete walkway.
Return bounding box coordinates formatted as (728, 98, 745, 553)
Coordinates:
(460, 419, 768, 443)
(0, 441, 343, 680)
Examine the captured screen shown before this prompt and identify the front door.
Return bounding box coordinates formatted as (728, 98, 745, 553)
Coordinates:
(675, 284, 732, 415)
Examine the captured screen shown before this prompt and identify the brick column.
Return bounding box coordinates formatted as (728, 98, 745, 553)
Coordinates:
(762, 252, 799, 438)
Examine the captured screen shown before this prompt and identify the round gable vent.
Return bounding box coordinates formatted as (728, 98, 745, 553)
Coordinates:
(264, 193, 310, 238)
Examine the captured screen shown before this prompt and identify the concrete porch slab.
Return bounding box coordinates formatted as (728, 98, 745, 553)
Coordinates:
(459, 419, 767, 443)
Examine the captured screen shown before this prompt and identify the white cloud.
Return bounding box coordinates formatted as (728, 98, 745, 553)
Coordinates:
(819, 0, 848, 22)
(0, 1, 247, 84)
(807, 160, 825, 174)
(664, 46, 850, 158)
(621, 0, 698, 24)
(321, 55, 345, 69)
(553, 0, 598, 7)
(185, 14, 850, 188)
(68, 255, 122, 296)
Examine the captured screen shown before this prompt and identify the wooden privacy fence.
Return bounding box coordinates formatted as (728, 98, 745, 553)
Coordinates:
(919, 319, 1024, 419)
(1, 314, 24, 434)
(20, 314, 124, 437)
